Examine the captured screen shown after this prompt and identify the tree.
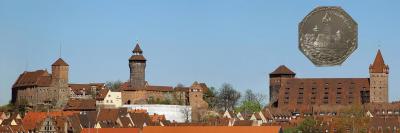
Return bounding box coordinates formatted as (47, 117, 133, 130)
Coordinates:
(176, 83, 184, 88)
(335, 105, 369, 133)
(236, 89, 265, 115)
(180, 107, 191, 123)
(216, 83, 241, 111)
(243, 89, 265, 104)
(105, 80, 123, 91)
(236, 100, 262, 115)
(204, 86, 218, 109)
(295, 117, 325, 133)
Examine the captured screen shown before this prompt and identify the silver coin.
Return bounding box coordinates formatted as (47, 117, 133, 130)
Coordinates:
(299, 6, 357, 66)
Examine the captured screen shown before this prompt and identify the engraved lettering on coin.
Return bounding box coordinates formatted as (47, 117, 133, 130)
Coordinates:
(299, 6, 357, 66)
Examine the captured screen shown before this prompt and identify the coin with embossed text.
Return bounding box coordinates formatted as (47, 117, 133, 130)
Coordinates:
(299, 6, 357, 66)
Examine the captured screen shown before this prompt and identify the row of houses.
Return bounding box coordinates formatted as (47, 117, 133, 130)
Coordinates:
(0, 108, 285, 133)
(222, 109, 293, 126)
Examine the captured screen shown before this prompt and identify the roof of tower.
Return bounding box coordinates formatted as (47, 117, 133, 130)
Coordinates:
(270, 65, 296, 75)
(370, 49, 388, 73)
(133, 43, 143, 54)
(129, 55, 147, 61)
(52, 58, 69, 66)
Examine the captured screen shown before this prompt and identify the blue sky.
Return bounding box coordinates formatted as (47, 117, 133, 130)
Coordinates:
(0, 1, 399, 105)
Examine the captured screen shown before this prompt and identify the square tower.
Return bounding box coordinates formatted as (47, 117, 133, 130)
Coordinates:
(369, 50, 389, 103)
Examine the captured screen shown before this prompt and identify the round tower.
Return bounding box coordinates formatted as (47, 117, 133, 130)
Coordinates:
(129, 43, 147, 89)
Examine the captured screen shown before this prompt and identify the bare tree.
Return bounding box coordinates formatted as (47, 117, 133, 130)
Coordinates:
(217, 83, 241, 111)
(176, 83, 184, 88)
(243, 89, 266, 105)
(180, 107, 191, 123)
(105, 80, 123, 91)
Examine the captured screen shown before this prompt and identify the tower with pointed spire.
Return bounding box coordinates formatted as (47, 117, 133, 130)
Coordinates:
(369, 49, 389, 103)
(129, 42, 147, 89)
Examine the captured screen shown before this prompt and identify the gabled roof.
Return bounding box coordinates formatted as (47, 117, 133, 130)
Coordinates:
(370, 49, 388, 73)
(12, 70, 51, 88)
(52, 58, 69, 66)
(97, 109, 120, 122)
(22, 111, 77, 130)
(96, 88, 110, 100)
(79, 111, 97, 128)
(130, 112, 150, 128)
(270, 65, 295, 75)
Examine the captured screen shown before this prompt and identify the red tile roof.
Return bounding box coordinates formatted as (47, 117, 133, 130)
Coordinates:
(12, 70, 51, 88)
(370, 49, 388, 73)
(96, 88, 110, 100)
(143, 126, 283, 133)
(22, 111, 77, 130)
(69, 83, 105, 95)
(270, 65, 295, 75)
(120, 82, 174, 92)
(64, 99, 96, 111)
(149, 114, 166, 123)
(52, 58, 69, 66)
(81, 128, 140, 133)
(146, 85, 174, 92)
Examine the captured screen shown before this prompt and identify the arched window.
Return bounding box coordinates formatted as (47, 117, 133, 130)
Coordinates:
(127, 100, 131, 104)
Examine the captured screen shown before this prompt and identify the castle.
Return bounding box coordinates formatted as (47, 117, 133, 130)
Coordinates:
(11, 58, 70, 108)
(269, 50, 389, 112)
(10, 42, 209, 121)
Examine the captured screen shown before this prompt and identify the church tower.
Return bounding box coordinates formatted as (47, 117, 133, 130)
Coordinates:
(51, 58, 69, 87)
(129, 43, 147, 89)
(369, 49, 389, 103)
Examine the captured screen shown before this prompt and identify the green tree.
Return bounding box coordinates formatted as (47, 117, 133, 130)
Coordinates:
(236, 89, 266, 115)
(236, 100, 262, 115)
(204, 86, 218, 109)
(296, 118, 325, 133)
(335, 105, 369, 133)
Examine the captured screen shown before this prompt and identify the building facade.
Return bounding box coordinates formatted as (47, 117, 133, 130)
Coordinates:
(269, 50, 389, 112)
(12, 58, 70, 108)
(121, 43, 208, 122)
(96, 88, 122, 108)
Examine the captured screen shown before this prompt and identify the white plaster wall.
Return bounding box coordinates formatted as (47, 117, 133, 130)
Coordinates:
(123, 104, 191, 122)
